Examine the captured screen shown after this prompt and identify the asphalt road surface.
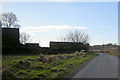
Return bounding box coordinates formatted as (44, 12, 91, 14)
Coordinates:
(71, 53, 118, 78)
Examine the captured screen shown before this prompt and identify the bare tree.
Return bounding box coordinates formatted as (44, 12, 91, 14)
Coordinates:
(20, 33, 31, 44)
(0, 12, 20, 28)
(62, 30, 89, 44)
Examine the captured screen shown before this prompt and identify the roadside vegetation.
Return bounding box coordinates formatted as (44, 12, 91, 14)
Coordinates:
(91, 46, 119, 57)
(105, 53, 120, 57)
(105, 47, 119, 57)
(2, 52, 98, 80)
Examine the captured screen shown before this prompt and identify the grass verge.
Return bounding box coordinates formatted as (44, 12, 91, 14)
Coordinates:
(2, 52, 98, 80)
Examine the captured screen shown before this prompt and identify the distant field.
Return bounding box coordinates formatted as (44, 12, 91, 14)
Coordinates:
(2, 52, 98, 79)
(105, 53, 120, 57)
(91, 46, 119, 57)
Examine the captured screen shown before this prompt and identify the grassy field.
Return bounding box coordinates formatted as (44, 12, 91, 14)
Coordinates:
(105, 53, 120, 57)
(91, 46, 119, 57)
(2, 52, 98, 80)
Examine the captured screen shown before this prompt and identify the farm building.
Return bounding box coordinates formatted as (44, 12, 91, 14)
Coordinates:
(2, 28, 89, 54)
(26, 43, 40, 47)
(2, 28, 41, 54)
(50, 41, 89, 53)
(2, 28, 20, 48)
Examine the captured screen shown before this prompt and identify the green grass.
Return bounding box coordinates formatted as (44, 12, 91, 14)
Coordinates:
(2, 52, 98, 80)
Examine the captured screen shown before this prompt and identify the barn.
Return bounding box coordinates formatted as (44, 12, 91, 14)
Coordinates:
(50, 41, 89, 53)
(2, 28, 89, 54)
(2, 28, 20, 48)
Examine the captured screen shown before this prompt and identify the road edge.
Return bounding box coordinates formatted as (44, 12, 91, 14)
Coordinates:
(64, 54, 99, 78)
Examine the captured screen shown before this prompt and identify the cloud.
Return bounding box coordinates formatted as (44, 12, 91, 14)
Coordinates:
(20, 25, 88, 33)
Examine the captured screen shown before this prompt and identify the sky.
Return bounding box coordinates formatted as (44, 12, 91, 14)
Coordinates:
(0, 0, 119, 2)
(1, 2, 118, 47)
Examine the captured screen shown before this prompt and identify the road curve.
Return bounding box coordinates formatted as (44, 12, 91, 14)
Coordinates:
(71, 53, 118, 78)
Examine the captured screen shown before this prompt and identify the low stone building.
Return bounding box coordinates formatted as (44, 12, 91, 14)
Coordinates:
(26, 43, 40, 47)
(50, 41, 89, 53)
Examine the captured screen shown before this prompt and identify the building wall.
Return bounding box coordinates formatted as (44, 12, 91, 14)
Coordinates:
(26, 43, 40, 47)
(2, 28, 20, 47)
(50, 41, 89, 52)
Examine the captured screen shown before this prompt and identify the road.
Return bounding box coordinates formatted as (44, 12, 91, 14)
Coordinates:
(71, 53, 118, 78)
